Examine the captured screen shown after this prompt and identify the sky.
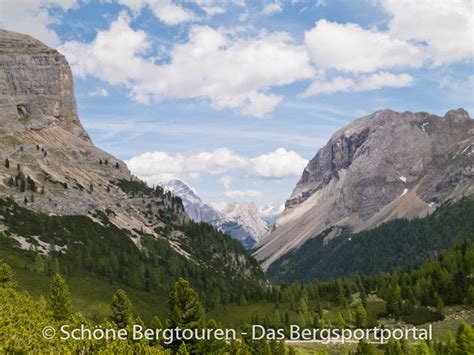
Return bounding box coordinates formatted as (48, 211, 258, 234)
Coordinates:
(1, 0, 473, 209)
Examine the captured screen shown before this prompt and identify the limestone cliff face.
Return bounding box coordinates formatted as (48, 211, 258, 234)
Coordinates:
(0, 29, 190, 252)
(0, 29, 89, 142)
(254, 109, 474, 270)
(0, 29, 263, 281)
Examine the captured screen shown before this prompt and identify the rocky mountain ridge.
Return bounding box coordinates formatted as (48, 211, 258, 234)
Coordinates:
(160, 179, 270, 248)
(0, 29, 261, 280)
(254, 108, 474, 270)
(214, 201, 269, 248)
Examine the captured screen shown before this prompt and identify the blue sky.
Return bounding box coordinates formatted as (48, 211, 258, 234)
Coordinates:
(1, 0, 472, 208)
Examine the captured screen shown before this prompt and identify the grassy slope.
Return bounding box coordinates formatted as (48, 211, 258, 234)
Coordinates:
(0, 244, 168, 324)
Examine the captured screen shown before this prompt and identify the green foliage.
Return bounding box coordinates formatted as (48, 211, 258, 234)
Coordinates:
(355, 339, 376, 354)
(268, 198, 474, 282)
(0, 197, 265, 309)
(455, 322, 474, 354)
(48, 273, 72, 321)
(110, 289, 132, 328)
(0, 260, 15, 288)
(168, 278, 204, 329)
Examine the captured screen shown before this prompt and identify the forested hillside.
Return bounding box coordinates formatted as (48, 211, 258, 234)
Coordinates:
(0, 197, 265, 311)
(268, 198, 474, 282)
(2, 235, 474, 353)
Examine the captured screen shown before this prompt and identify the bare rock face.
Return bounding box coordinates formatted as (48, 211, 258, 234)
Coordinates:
(254, 108, 474, 270)
(0, 29, 189, 250)
(0, 29, 90, 142)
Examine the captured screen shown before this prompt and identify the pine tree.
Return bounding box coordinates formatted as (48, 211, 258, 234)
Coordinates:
(33, 254, 46, 273)
(337, 312, 346, 329)
(110, 289, 132, 328)
(355, 304, 368, 328)
(385, 339, 403, 355)
(436, 296, 444, 314)
(168, 278, 204, 329)
(168, 278, 204, 352)
(176, 342, 189, 354)
(4, 158, 9, 169)
(455, 322, 474, 354)
(298, 297, 308, 313)
(356, 339, 376, 354)
(0, 261, 15, 288)
(48, 273, 72, 320)
(415, 340, 431, 355)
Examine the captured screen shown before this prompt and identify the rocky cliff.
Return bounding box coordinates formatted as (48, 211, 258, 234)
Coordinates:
(254, 108, 474, 270)
(160, 179, 269, 248)
(213, 202, 269, 249)
(160, 179, 221, 223)
(0, 29, 263, 281)
(0, 30, 189, 240)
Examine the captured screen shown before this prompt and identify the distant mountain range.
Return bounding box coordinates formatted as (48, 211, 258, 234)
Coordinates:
(159, 179, 282, 248)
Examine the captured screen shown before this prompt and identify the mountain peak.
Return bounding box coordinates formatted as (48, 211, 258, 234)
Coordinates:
(160, 179, 201, 204)
(444, 108, 471, 121)
(0, 29, 90, 142)
(254, 108, 474, 270)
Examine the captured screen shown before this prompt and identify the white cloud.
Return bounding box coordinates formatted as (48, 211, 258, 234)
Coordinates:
(248, 148, 308, 179)
(218, 176, 233, 189)
(87, 87, 109, 97)
(117, 0, 244, 23)
(262, 2, 283, 15)
(125, 147, 308, 184)
(315, 0, 327, 7)
(125, 148, 247, 183)
(60, 14, 314, 117)
(303, 72, 413, 96)
(0, 0, 77, 46)
(133, 26, 314, 117)
(193, 0, 225, 16)
(357, 72, 412, 91)
(225, 190, 262, 198)
(117, 0, 196, 25)
(380, 0, 473, 65)
(304, 76, 355, 96)
(304, 19, 424, 74)
(59, 12, 152, 85)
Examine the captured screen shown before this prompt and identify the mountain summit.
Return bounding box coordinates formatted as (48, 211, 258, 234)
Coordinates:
(0, 29, 263, 285)
(160, 179, 270, 248)
(254, 108, 474, 270)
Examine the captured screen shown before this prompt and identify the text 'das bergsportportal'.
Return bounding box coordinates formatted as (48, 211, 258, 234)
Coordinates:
(42, 324, 433, 344)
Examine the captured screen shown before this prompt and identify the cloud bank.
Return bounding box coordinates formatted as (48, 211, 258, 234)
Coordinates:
(125, 147, 308, 183)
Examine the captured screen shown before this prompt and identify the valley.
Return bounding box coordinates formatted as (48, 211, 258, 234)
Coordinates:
(0, 24, 472, 354)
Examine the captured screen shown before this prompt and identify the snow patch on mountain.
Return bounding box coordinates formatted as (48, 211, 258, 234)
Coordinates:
(259, 203, 285, 226)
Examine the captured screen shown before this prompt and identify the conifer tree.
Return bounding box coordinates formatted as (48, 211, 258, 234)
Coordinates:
(355, 304, 368, 328)
(0, 261, 15, 288)
(110, 289, 132, 328)
(48, 273, 72, 320)
(356, 339, 376, 355)
(238, 294, 247, 306)
(168, 278, 204, 329)
(176, 342, 189, 355)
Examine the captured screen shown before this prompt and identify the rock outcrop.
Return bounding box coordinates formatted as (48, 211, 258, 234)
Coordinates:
(160, 179, 269, 248)
(254, 108, 474, 270)
(0, 29, 189, 252)
(0, 29, 89, 142)
(0, 29, 264, 284)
